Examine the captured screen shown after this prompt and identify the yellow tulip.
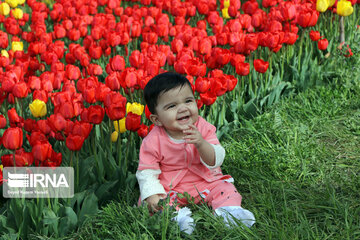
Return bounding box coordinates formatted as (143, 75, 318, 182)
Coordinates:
(224, 0, 230, 8)
(113, 118, 127, 133)
(18, 0, 25, 4)
(12, 8, 23, 19)
(126, 102, 144, 115)
(11, 41, 23, 52)
(329, 0, 336, 7)
(316, 0, 330, 12)
(222, 8, 230, 19)
(0, 164, 3, 171)
(337, 0, 353, 16)
(5, 0, 18, 8)
(0, 2, 10, 16)
(1, 50, 9, 58)
(111, 131, 119, 142)
(29, 99, 47, 118)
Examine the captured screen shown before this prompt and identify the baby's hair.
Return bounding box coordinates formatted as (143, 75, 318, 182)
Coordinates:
(144, 72, 192, 114)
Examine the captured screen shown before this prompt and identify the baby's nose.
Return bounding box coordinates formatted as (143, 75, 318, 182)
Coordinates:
(178, 104, 187, 112)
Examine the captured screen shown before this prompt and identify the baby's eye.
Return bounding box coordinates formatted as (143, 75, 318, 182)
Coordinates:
(186, 99, 194, 103)
(167, 104, 175, 109)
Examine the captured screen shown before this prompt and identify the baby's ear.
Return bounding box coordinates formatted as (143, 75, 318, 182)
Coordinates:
(149, 114, 162, 126)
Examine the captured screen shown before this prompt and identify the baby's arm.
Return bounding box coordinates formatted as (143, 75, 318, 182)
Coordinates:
(183, 124, 219, 166)
(200, 144, 225, 168)
(136, 169, 166, 212)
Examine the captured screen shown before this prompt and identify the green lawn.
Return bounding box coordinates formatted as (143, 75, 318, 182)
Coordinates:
(66, 82, 360, 240)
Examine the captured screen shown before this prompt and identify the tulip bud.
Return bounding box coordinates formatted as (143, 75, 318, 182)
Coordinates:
(12, 8, 23, 19)
(337, 0, 353, 16)
(29, 99, 47, 118)
(222, 8, 231, 19)
(224, 0, 230, 8)
(111, 131, 118, 142)
(0, 164, 3, 171)
(5, 0, 19, 8)
(11, 41, 23, 52)
(126, 102, 144, 116)
(1, 50, 9, 58)
(0, 3, 10, 16)
(120, 118, 127, 133)
(316, 0, 330, 12)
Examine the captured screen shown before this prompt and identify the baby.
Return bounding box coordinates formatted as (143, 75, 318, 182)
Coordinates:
(136, 72, 255, 234)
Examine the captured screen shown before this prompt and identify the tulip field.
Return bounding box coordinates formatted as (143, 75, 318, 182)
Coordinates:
(0, 0, 359, 238)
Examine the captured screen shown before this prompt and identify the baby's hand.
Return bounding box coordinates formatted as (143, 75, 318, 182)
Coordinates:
(145, 194, 161, 213)
(183, 124, 205, 148)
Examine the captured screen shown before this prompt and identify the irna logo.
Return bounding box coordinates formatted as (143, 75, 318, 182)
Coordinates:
(3, 167, 74, 198)
(7, 172, 69, 188)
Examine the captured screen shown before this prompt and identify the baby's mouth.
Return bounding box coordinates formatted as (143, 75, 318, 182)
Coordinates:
(177, 115, 190, 122)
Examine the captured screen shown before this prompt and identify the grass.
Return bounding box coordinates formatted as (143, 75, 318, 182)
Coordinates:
(63, 82, 360, 239)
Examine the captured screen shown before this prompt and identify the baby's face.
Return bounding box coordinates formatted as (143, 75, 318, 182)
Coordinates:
(152, 85, 198, 139)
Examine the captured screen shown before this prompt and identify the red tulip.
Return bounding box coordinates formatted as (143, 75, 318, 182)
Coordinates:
(96, 83, 112, 102)
(28, 76, 41, 90)
(171, 39, 184, 54)
(284, 32, 298, 45)
(198, 38, 212, 55)
(120, 69, 138, 88)
(65, 64, 81, 80)
(137, 124, 149, 138)
(37, 119, 53, 136)
(12, 81, 29, 98)
(195, 77, 210, 93)
(1, 148, 34, 167)
(0, 115, 6, 129)
(71, 121, 92, 139)
(66, 134, 85, 151)
(145, 105, 151, 120)
(242, 0, 259, 15)
(105, 72, 121, 91)
(33, 90, 48, 103)
(125, 112, 141, 131)
(225, 75, 238, 92)
(55, 101, 75, 119)
(41, 150, 62, 167)
(67, 28, 81, 41)
(83, 87, 96, 104)
(280, 2, 296, 21)
(129, 50, 143, 68)
(32, 140, 53, 163)
(109, 55, 125, 72)
(48, 113, 66, 132)
(54, 24, 66, 39)
(87, 64, 103, 76)
(87, 105, 105, 124)
(245, 33, 259, 52)
(26, 131, 48, 147)
(0, 31, 9, 48)
(89, 43, 102, 60)
(309, 30, 321, 41)
(253, 59, 269, 73)
(7, 108, 23, 127)
(23, 119, 38, 133)
(318, 38, 328, 51)
(200, 91, 217, 106)
(2, 127, 23, 150)
(236, 62, 250, 76)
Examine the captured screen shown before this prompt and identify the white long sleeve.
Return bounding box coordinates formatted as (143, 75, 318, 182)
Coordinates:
(200, 144, 225, 169)
(136, 169, 167, 201)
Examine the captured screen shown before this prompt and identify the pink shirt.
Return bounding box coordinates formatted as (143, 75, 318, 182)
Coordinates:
(138, 117, 229, 194)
